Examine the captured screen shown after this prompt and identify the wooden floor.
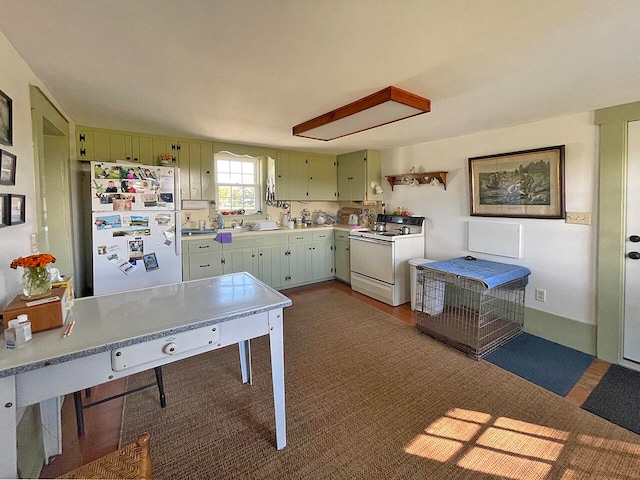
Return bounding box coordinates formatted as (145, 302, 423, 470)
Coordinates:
(39, 280, 611, 478)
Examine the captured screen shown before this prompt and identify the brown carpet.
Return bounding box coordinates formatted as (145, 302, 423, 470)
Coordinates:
(120, 290, 640, 479)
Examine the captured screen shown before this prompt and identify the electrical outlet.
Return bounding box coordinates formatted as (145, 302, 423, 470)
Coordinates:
(566, 212, 591, 225)
(535, 288, 546, 302)
(185, 213, 191, 221)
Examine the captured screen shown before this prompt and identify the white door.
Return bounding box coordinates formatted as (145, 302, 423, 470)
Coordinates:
(623, 120, 640, 362)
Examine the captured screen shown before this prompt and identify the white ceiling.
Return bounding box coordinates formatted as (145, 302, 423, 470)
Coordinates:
(1, 0, 639, 154)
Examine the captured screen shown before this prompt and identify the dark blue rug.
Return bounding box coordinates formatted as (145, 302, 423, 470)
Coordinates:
(484, 332, 594, 396)
(582, 364, 640, 435)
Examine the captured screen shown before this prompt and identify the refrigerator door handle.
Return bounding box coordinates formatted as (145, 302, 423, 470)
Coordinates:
(175, 211, 181, 256)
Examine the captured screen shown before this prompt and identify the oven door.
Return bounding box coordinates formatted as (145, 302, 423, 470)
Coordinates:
(350, 236, 394, 284)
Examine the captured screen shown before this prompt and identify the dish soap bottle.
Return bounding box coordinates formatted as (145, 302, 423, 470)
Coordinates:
(217, 215, 224, 230)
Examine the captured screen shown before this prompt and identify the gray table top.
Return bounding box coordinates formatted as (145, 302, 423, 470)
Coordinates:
(0, 273, 291, 377)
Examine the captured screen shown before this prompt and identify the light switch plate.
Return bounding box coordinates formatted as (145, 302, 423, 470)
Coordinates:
(30, 233, 39, 253)
(566, 212, 591, 225)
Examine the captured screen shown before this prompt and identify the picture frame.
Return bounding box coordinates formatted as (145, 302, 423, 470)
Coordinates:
(8, 194, 25, 225)
(0, 193, 8, 228)
(469, 145, 565, 219)
(0, 149, 16, 185)
(143, 252, 159, 271)
(0, 89, 12, 147)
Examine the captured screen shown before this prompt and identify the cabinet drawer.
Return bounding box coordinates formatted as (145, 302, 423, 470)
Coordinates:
(226, 233, 287, 250)
(288, 232, 312, 243)
(186, 238, 222, 254)
(188, 255, 221, 279)
(334, 230, 350, 241)
(313, 231, 333, 242)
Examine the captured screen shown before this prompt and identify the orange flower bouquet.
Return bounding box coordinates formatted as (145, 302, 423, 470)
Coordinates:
(11, 253, 56, 299)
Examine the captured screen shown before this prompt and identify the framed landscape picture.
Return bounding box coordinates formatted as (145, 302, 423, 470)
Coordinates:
(469, 145, 565, 219)
(0, 149, 16, 185)
(0, 89, 12, 146)
(8, 194, 25, 225)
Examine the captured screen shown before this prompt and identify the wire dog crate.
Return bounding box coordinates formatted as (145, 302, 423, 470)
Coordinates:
(415, 258, 530, 359)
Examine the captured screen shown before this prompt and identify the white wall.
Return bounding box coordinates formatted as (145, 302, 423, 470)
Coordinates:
(381, 112, 597, 325)
(0, 32, 68, 308)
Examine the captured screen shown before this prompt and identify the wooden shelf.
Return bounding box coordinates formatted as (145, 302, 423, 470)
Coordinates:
(385, 171, 447, 191)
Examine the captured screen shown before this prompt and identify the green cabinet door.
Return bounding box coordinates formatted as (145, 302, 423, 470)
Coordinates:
(92, 130, 111, 162)
(334, 231, 351, 283)
(275, 151, 308, 200)
(308, 153, 337, 200)
(182, 141, 212, 200)
(131, 136, 154, 165)
(77, 127, 93, 160)
(337, 150, 382, 201)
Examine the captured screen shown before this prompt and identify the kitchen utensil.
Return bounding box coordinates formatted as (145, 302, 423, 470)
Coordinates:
(373, 222, 386, 232)
(398, 226, 411, 235)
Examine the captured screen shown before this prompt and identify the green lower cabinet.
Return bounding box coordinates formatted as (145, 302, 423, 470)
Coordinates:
(182, 229, 337, 288)
(334, 230, 350, 283)
(182, 239, 224, 280)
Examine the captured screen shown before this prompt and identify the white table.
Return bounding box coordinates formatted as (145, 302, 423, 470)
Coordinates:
(0, 273, 291, 479)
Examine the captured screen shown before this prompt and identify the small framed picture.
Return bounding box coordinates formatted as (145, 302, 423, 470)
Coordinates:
(8, 194, 25, 225)
(0, 89, 12, 147)
(143, 252, 159, 271)
(0, 193, 8, 228)
(0, 149, 16, 185)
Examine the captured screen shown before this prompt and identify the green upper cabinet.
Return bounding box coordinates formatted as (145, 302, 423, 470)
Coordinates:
(77, 126, 155, 164)
(336, 149, 382, 202)
(308, 153, 337, 201)
(275, 151, 308, 200)
(181, 141, 213, 200)
(77, 128, 111, 162)
(274, 151, 337, 201)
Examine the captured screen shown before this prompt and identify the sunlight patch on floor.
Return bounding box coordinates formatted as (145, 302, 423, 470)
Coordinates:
(403, 407, 640, 479)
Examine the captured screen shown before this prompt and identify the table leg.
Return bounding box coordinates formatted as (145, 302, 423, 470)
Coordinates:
(268, 309, 286, 450)
(238, 340, 252, 385)
(40, 396, 63, 462)
(0, 375, 17, 479)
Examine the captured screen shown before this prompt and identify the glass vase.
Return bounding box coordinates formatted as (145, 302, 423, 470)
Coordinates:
(22, 266, 52, 299)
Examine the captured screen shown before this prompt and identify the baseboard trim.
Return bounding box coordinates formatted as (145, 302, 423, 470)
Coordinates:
(524, 307, 596, 355)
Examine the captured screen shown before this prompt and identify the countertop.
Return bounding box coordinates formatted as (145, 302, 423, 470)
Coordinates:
(181, 224, 361, 239)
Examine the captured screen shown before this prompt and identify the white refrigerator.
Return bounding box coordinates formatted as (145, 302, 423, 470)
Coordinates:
(90, 161, 182, 295)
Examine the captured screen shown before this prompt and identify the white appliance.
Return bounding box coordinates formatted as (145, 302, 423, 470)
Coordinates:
(349, 214, 425, 306)
(90, 161, 182, 295)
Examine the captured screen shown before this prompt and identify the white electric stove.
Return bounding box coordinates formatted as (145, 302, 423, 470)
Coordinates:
(349, 214, 425, 306)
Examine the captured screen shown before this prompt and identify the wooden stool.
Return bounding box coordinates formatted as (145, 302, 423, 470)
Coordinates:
(57, 432, 152, 479)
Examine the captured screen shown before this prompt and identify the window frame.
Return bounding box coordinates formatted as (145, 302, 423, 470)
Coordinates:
(213, 151, 264, 217)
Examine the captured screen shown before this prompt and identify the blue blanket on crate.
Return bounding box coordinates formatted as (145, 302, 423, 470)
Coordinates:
(420, 257, 531, 288)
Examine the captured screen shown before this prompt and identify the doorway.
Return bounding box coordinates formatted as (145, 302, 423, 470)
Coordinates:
(30, 87, 75, 282)
(623, 121, 640, 364)
(596, 101, 640, 367)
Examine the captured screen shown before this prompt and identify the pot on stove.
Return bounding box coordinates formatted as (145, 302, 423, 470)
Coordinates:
(372, 222, 386, 232)
(398, 226, 411, 235)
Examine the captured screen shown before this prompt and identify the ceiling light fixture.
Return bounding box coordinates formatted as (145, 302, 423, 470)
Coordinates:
(292, 86, 431, 141)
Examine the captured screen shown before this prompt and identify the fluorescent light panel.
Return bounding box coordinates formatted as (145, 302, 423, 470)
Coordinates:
(293, 86, 431, 141)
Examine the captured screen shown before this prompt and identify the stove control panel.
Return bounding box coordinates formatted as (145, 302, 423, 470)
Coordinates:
(376, 214, 425, 226)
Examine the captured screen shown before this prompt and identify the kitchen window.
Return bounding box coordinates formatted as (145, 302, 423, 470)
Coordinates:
(214, 152, 259, 214)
